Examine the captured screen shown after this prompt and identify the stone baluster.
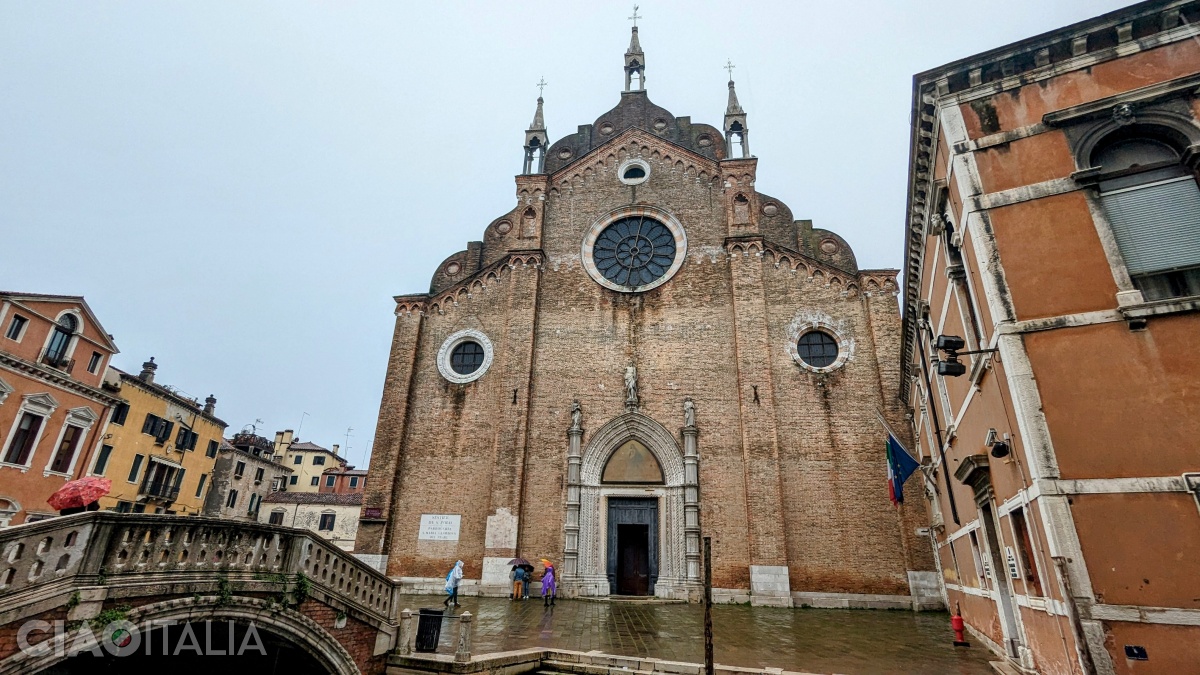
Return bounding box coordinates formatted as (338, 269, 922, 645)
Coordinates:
(396, 609, 413, 655)
(682, 421, 701, 584)
(454, 611, 473, 663)
(564, 412, 584, 579)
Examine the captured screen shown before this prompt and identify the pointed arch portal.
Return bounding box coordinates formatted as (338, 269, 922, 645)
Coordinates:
(564, 412, 700, 599)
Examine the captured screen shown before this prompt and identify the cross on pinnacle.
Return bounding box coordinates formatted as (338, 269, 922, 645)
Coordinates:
(725, 59, 736, 80)
(537, 77, 548, 97)
(628, 4, 641, 27)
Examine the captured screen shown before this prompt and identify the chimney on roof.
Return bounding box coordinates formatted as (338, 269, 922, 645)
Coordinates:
(274, 429, 294, 454)
(203, 395, 216, 415)
(139, 357, 157, 384)
(333, 444, 339, 456)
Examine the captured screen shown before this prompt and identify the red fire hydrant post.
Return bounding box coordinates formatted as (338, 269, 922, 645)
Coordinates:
(951, 602, 970, 647)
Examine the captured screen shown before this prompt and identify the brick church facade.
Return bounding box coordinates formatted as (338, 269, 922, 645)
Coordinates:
(356, 24, 935, 606)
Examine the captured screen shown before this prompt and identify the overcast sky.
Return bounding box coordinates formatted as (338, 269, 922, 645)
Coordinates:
(1, 1, 1132, 467)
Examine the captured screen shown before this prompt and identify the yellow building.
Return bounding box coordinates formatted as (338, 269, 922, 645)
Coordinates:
(88, 358, 227, 515)
(272, 429, 348, 493)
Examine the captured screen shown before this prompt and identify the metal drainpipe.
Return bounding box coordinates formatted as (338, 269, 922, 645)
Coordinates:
(917, 322, 959, 525)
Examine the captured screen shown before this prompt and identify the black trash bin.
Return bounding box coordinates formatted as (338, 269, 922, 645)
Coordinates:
(414, 607, 444, 653)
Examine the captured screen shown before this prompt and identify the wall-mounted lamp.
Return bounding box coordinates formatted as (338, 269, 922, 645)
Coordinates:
(984, 428, 1011, 458)
(933, 334, 998, 377)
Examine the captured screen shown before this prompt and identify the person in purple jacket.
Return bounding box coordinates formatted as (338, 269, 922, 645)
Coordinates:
(539, 558, 556, 607)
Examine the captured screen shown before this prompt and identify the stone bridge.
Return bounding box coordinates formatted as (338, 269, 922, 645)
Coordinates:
(0, 512, 400, 674)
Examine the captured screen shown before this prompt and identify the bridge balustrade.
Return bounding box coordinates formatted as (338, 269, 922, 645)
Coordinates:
(0, 512, 398, 627)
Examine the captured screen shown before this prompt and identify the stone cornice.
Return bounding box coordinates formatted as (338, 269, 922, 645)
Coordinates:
(116, 372, 227, 429)
(913, 2, 1196, 102)
(393, 250, 545, 317)
(0, 354, 120, 406)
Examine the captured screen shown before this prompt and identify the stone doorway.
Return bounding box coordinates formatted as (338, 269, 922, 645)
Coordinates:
(607, 497, 658, 595)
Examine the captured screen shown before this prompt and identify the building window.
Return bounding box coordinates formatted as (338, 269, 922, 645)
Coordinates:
(618, 159, 650, 186)
(450, 341, 485, 375)
(292, 455, 302, 465)
(225, 489, 238, 509)
(44, 314, 76, 365)
(254, 467, 264, 482)
(269, 510, 285, 525)
(318, 513, 335, 531)
(127, 454, 144, 483)
(1010, 508, 1043, 597)
(110, 402, 129, 425)
(5, 315, 27, 341)
(195, 473, 207, 498)
(141, 414, 173, 444)
(796, 331, 838, 368)
(48, 425, 83, 474)
(592, 216, 678, 289)
(206, 440, 219, 458)
(86, 352, 102, 374)
(289, 475, 298, 485)
(3, 412, 43, 465)
(310, 477, 319, 486)
(115, 501, 132, 513)
(247, 494, 258, 515)
(1094, 134, 1200, 301)
(312, 455, 325, 466)
(349, 476, 359, 489)
(131, 503, 145, 513)
(94, 444, 113, 476)
(325, 475, 336, 488)
(175, 428, 198, 452)
(437, 329, 496, 384)
(968, 530, 991, 591)
(234, 461, 246, 478)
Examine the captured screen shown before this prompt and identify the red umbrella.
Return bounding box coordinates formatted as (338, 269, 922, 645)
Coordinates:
(48, 477, 112, 511)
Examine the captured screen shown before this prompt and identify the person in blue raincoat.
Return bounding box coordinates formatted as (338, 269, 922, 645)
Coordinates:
(443, 560, 463, 608)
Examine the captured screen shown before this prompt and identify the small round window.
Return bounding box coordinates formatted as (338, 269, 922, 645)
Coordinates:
(796, 331, 838, 368)
(450, 341, 484, 375)
(618, 159, 650, 186)
(437, 329, 494, 384)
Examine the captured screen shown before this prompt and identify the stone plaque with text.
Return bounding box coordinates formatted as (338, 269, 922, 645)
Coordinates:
(418, 514, 461, 541)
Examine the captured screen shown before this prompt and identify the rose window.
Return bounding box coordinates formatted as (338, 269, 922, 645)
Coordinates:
(592, 216, 678, 289)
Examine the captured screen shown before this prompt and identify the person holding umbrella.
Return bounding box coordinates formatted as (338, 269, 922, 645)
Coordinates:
(540, 558, 556, 607)
(48, 477, 111, 516)
(507, 557, 534, 600)
(511, 563, 527, 600)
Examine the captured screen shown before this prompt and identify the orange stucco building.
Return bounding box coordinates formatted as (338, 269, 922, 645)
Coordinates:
(0, 292, 120, 525)
(901, 2, 1200, 673)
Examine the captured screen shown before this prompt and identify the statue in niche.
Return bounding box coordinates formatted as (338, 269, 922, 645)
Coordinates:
(683, 397, 695, 427)
(624, 365, 639, 407)
(570, 400, 582, 431)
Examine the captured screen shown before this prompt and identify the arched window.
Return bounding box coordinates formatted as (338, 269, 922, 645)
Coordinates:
(1094, 133, 1200, 300)
(727, 121, 747, 158)
(45, 314, 77, 365)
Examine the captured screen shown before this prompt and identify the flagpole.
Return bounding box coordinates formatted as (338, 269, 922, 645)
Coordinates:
(875, 408, 919, 463)
(877, 408, 917, 602)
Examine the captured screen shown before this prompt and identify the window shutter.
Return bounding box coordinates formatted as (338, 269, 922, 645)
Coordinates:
(1101, 177, 1200, 275)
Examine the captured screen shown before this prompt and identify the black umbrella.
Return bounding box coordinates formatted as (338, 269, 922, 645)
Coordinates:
(507, 557, 531, 566)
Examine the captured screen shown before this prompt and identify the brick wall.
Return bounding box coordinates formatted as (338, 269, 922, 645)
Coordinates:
(361, 125, 928, 595)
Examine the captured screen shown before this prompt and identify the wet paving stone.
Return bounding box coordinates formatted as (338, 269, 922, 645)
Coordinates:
(399, 595, 996, 674)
